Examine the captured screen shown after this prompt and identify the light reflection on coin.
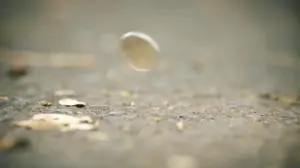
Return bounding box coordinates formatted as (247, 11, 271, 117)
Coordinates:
(120, 31, 160, 71)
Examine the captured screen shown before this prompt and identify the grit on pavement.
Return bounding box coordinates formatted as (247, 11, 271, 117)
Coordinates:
(1, 1, 300, 168)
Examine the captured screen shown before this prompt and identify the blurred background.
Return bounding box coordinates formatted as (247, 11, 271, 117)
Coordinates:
(0, 0, 300, 93)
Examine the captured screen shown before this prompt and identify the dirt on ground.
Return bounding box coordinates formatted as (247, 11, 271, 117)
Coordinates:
(1, 1, 300, 168)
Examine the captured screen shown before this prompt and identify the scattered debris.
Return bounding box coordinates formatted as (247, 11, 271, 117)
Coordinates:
(54, 89, 76, 97)
(13, 113, 97, 131)
(0, 136, 30, 151)
(167, 154, 197, 168)
(176, 120, 185, 131)
(39, 100, 52, 107)
(120, 31, 160, 71)
(0, 96, 9, 102)
(59, 98, 86, 108)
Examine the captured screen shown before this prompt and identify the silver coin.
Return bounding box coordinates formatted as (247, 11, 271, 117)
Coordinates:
(120, 31, 160, 71)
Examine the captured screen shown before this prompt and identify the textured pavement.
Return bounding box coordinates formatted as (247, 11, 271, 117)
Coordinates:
(1, 1, 300, 168)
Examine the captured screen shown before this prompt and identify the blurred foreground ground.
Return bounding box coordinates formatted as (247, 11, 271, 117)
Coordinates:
(1, 1, 300, 168)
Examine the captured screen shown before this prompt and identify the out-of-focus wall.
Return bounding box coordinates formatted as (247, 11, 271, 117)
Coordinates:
(0, 0, 299, 55)
(1, 0, 300, 93)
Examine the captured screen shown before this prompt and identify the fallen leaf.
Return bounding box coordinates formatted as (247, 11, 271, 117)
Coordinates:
(59, 98, 86, 107)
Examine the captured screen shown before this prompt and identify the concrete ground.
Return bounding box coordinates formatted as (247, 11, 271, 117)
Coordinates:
(1, 1, 300, 168)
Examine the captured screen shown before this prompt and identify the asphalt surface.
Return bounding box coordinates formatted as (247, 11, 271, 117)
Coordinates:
(1, 1, 300, 168)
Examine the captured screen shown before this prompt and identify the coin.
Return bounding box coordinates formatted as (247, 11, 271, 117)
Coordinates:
(120, 31, 160, 71)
